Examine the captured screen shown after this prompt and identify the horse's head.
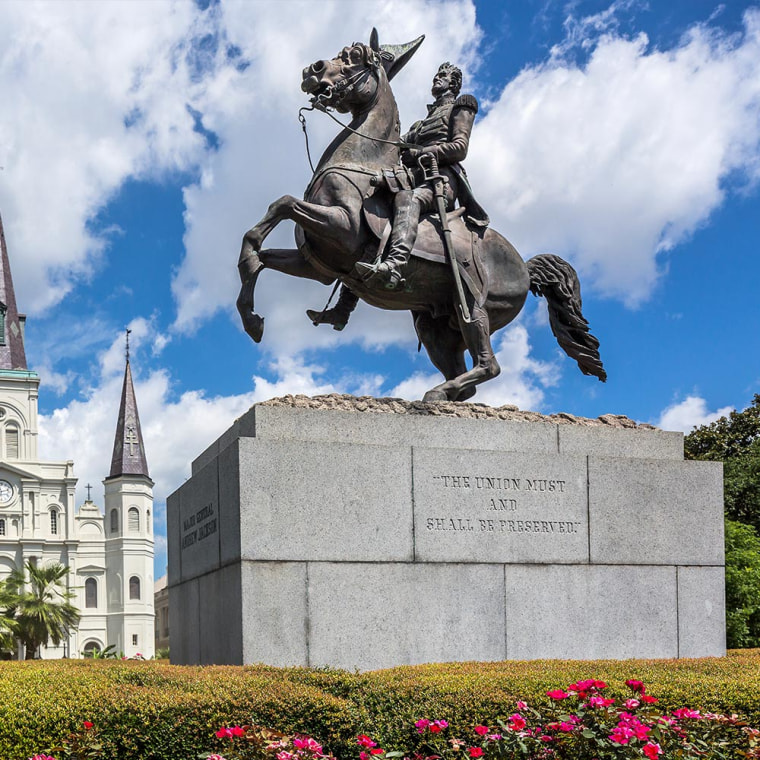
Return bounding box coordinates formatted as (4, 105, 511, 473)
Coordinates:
(301, 29, 424, 115)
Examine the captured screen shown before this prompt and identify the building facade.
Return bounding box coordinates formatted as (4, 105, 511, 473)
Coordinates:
(0, 213, 154, 658)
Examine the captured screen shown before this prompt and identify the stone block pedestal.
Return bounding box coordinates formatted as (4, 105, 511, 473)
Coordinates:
(168, 397, 725, 669)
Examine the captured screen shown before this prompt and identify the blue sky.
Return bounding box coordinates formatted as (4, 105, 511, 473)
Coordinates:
(1, 0, 759, 576)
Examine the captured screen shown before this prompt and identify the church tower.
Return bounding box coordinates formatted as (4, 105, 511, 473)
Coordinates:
(104, 334, 155, 658)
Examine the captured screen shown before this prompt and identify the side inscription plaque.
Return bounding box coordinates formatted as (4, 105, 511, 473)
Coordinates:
(413, 448, 588, 563)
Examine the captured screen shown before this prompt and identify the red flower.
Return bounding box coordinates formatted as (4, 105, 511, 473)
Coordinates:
(231, 726, 245, 738)
(473, 726, 489, 736)
(507, 714, 526, 731)
(641, 695, 659, 704)
(625, 680, 645, 693)
(642, 742, 662, 759)
(468, 748, 484, 758)
(357, 736, 377, 748)
(216, 728, 233, 739)
(370, 749, 384, 756)
(83, 721, 94, 730)
(547, 690, 569, 700)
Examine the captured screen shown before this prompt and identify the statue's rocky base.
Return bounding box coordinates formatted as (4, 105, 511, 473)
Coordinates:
(167, 395, 725, 669)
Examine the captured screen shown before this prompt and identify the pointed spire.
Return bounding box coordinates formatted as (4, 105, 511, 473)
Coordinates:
(107, 331, 149, 479)
(0, 212, 28, 370)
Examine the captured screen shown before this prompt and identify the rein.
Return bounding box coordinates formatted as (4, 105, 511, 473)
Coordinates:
(298, 62, 412, 172)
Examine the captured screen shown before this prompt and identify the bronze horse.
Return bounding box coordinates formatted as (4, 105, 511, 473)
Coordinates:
(237, 31, 605, 402)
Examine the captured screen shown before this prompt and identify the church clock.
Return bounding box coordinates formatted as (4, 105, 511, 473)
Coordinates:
(0, 480, 13, 504)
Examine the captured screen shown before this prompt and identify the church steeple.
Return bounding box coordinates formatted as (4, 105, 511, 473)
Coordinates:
(0, 212, 28, 370)
(107, 331, 149, 479)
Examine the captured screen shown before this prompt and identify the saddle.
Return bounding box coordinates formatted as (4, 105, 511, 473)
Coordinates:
(362, 192, 488, 305)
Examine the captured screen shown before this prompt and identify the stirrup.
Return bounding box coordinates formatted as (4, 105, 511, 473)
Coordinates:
(306, 308, 348, 331)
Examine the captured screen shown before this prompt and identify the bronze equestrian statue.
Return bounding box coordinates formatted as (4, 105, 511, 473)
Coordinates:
(237, 30, 606, 403)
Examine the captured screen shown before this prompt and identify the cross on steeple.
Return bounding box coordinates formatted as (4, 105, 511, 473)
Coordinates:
(125, 426, 139, 456)
(86, 483, 92, 501)
(126, 328, 132, 362)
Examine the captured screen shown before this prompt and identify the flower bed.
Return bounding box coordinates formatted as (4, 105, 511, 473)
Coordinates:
(2, 651, 760, 760)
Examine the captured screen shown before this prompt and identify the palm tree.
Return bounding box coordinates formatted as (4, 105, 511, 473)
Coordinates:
(0, 579, 18, 656)
(6, 561, 80, 659)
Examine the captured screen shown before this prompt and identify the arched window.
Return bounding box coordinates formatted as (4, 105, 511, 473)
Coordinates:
(0, 519, 5, 536)
(128, 507, 140, 532)
(50, 509, 58, 535)
(85, 578, 97, 609)
(146, 509, 151, 532)
(110, 509, 119, 534)
(129, 575, 141, 600)
(83, 641, 101, 658)
(6, 426, 19, 458)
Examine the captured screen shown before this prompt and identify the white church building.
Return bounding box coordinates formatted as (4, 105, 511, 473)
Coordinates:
(0, 213, 154, 659)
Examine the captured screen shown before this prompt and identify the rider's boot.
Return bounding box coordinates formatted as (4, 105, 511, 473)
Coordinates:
(306, 286, 359, 331)
(355, 191, 420, 290)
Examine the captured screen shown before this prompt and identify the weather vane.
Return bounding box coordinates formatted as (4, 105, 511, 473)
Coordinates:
(126, 327, 132, 362)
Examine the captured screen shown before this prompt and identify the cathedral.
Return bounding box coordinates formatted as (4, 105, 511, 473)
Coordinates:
(0, 213, 154, 659)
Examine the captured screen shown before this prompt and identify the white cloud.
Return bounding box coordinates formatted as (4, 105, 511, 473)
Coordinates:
(657, 395, 733, 433)
(0, 0, 239, 313)
(469, 7, 760, 305)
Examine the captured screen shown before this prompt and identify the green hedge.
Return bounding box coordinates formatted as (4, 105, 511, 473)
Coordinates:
(2, 652, 760, 760)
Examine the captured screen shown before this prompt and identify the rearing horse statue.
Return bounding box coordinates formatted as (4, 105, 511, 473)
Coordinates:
(237, 30, 606, 402)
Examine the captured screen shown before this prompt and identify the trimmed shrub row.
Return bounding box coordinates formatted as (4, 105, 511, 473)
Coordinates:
(2, 651, 760, 760)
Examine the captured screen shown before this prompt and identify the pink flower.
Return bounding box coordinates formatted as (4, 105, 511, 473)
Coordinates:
(624, 699, 640, 709)
(276, 753, 293, 760)
(642, 742, 662, 759)
(415, 719, 430, 733)
(539, 735, 553, 742)
(357, 736, 377, 748)
(28, 756, 57, 760)
(609, 726, 634, 745)
(588, 695, 614, 708)
(516, 700, 527, 710)
(625, 680, 645, 693)
(293, 737, 323, 753)
(208, 755, 227, 760)
(507, 714, 526, 731)
(216, 728, 233, 740)
(546, 690, 569, 700)
(468, 748, 483, 758)
(360, 753, 370, 760)
(558, 722, 576, 733)
(473, 726, 489, 736)
(487, 735, 501, 742)
(673, 708, 702, 720)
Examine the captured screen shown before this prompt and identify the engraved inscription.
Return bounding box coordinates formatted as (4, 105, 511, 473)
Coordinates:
(425, 471, 577, 540)
(181, 502, 217, 550)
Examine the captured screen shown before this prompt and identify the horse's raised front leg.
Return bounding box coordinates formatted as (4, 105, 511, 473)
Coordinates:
(237, 247, 334, 343)
(242, 192, 357, 259)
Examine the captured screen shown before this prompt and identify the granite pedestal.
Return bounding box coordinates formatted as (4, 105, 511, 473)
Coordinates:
(167, 396, 725, 669)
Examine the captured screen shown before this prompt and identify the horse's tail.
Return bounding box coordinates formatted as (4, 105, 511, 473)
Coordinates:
(526, 253, 607, 382)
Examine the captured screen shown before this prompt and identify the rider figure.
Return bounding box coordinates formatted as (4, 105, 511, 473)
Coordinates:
(306, 61, 486, 329)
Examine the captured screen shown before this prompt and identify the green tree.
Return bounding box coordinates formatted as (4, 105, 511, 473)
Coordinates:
(685, 394, 760, 531)
(5, 561, 80, 659)
(724, 519, 760, 648)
